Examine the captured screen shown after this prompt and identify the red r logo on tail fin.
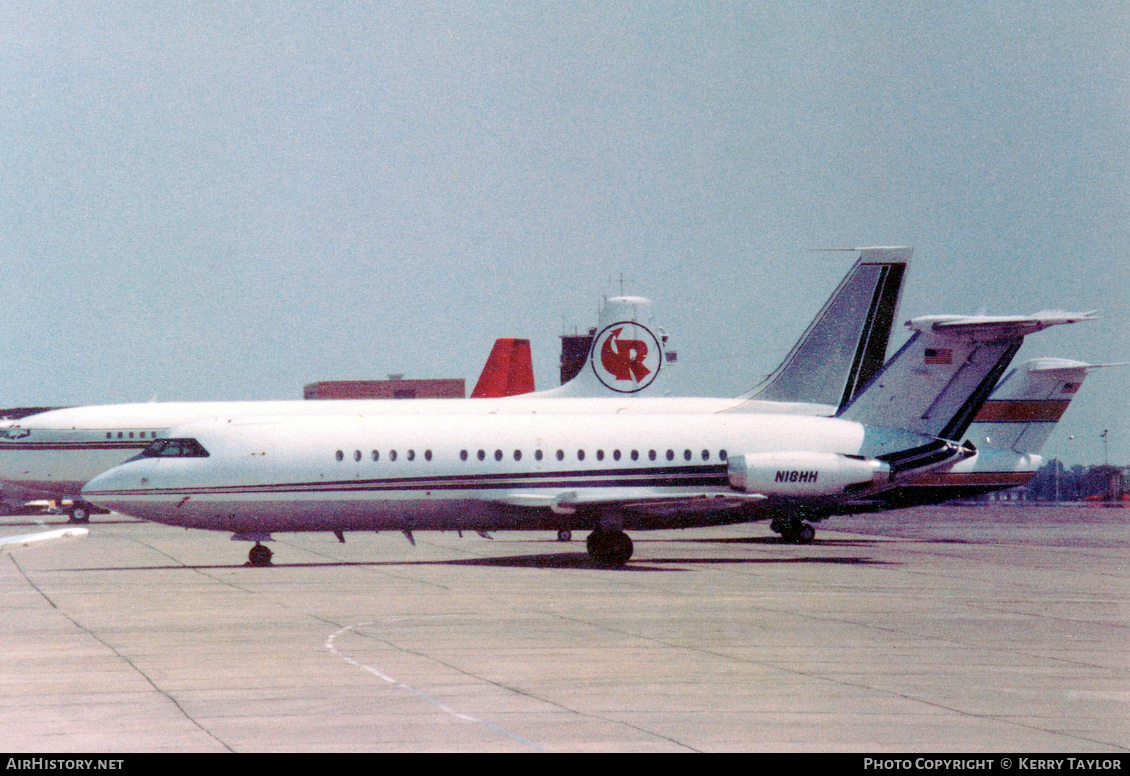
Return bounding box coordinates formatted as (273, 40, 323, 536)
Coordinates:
(592, 323, 661, 393)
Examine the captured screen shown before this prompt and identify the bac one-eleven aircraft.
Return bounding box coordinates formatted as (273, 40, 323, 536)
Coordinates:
(81, 308, 1096, 566)
(0, 248, 910, 522)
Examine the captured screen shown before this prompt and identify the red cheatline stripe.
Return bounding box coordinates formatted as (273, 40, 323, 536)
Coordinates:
(973, 400, 1070, 423)
(912, 471, 1034, 487)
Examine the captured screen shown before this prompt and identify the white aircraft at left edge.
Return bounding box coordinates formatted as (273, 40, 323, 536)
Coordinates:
(81, 309, 1096, 567)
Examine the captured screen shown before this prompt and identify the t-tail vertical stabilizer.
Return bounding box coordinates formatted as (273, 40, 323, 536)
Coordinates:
(971, 359, 1111, 456)
(841, 311, 1098, 444)
(967, 358, 1118, 455)
(744, 247, 911, 409)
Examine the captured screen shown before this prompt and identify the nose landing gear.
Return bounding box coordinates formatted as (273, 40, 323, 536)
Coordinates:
(69, 501, 92, 524)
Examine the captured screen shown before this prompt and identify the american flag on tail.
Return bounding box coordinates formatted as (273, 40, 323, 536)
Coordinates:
(924, 348, 953, 365)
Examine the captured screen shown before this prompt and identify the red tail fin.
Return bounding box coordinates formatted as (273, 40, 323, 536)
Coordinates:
(471, 339, 535, 398)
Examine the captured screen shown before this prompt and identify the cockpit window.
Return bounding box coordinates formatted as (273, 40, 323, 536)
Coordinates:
(140, 438, 210, 458)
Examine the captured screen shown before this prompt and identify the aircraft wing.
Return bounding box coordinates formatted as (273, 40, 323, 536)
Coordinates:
(498, 489, 766, 515)
(0, 526, 89, 548)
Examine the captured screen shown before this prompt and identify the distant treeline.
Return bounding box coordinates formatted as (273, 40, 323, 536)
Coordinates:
(1021, 461, 1127, 502)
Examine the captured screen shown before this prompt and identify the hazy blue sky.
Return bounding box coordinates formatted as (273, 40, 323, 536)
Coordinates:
(1, 2, 1126, 465)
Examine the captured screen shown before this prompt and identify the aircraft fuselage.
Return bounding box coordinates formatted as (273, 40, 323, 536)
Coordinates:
(82, 412, 876, 535)
(0, 396, 830, 499)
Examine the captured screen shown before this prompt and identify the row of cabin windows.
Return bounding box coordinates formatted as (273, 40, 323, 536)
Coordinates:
(335, 449, 436, 462)
(335, 448, 729, 464)
(106, 431, 159, 440)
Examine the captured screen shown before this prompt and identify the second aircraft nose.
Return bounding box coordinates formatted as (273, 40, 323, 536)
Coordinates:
(82, 460, 153, 508)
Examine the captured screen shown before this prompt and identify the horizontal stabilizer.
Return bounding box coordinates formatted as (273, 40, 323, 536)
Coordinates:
(910, 311, 1099, 338)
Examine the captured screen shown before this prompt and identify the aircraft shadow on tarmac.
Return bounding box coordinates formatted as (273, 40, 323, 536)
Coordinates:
(681, 535, 885, 548)
(443, 552, 896, 570)
(62, 538, 897, 573)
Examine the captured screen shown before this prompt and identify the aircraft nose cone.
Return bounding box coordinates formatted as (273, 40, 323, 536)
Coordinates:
(82, 462, 161, 521)
(82, 463, 144, 500)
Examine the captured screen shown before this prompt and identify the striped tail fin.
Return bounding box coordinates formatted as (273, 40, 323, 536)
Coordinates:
(839, 311, 1098, 442)
(968, 358, 1119, 454)
(859, 359, 1116, 507)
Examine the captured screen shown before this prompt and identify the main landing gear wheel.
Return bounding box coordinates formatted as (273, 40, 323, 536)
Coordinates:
(794, 523, 816, 544)
(69, 502, 91, 524)
(771, 518, 816, 544)
(586, 529, 633, 566)
(557, 530, 572, 542)
(247, 543, 273, 567)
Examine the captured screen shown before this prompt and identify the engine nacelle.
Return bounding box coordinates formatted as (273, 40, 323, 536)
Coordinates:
(727, 452, 890, 496)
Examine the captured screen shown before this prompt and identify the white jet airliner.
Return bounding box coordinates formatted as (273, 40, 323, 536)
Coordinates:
(80, 309, 1096, 566)
(0, 248, 911, 522)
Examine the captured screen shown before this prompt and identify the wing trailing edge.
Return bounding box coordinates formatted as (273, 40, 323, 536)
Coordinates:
(497, 489, 766, 514)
